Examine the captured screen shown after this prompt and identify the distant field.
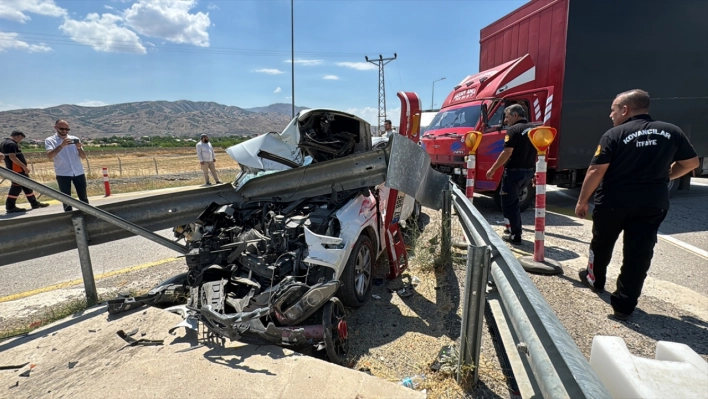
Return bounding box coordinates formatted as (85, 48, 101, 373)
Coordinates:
(1, 148, 241, 205)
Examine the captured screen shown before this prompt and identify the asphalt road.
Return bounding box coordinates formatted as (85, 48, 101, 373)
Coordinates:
(0, 186, 201, 298)
(0, 179, 706, 300)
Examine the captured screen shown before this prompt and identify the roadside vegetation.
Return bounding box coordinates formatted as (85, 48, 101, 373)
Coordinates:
(1, 148, 241, 205)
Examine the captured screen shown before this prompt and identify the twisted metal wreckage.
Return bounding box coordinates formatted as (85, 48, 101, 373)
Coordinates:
(107, 110, 448, 364)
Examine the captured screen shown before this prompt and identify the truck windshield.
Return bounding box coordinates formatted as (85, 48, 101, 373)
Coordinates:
(426, 104, 481, 131)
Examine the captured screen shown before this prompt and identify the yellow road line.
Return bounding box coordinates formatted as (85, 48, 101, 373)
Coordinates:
(0, 257, 179, 303)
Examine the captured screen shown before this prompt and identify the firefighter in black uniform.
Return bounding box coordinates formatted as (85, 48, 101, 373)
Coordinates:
(1, 130, 49, 213)
(486, 104, 536, 244)
(575, 89, 698, 320)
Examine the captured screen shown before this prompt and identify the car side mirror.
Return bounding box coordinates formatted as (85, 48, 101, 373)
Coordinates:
(481, 103, 489, 127)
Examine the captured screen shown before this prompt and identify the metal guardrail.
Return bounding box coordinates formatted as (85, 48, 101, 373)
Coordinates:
(447, 184, 611, 398)
(0, 167, 240, 267)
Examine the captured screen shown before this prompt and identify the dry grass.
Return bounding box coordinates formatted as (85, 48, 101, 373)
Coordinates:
(0, 294, 115, 341)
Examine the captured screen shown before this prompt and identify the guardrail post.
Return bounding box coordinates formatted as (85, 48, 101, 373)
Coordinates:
(71, 213, 98, 306)
(441, 188, 452, 267)
(458, 244, 491, 385)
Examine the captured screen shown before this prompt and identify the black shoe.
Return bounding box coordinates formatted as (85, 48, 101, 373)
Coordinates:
(6, 207, 27, 214)
(215, 181, 222, 184)
(503, 227, 510, 235)
(611, 311, 630, 321)
(578, 269, 604, 293)
(502, 233, 522, 244)
(31, 202, 49, 209)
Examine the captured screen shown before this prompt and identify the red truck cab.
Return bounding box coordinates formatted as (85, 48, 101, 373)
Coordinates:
(421, 54, 553, 210)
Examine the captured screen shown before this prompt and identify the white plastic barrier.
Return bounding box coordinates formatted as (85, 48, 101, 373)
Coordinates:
(590, 335, 708, 399)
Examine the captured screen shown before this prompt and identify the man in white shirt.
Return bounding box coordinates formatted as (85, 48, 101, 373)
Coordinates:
(382, 119, 395, 138)
(45, 119, 88, 212)
(196, 134, 221, 185)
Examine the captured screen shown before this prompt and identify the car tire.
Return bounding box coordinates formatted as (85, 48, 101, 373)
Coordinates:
(494, 179, 535, 213)
(322, 297, 349, 365)
(337, 235, 374, 308)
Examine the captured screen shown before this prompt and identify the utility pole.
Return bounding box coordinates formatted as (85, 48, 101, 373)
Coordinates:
(365, 53, 396, 135)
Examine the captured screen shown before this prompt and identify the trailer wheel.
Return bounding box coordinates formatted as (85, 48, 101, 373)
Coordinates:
(494, 179, 535, 213)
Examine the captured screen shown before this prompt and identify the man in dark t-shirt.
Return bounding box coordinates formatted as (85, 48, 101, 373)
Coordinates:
(1, 130, 49, 213)
(575, 89, 698, 320)
(486, 104, 537, 244)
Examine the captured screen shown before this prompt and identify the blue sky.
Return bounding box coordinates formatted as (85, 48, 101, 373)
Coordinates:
(0, 0, 527, 126)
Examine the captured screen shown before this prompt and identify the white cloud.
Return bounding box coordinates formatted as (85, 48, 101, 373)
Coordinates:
(77, 100, 108, 107)
(346, 106, 401, 128)
(323, 75, 339, 80)
(336, 62, 376, 71)
(104, 5, 114, 10)
(284, 59, 323, 66)
(254, 68, 284, 75)
(273, 87, 282, 94)
(0, 31, 52, 53)
(124, 0, 210, 47)
(60, 13, 146, 54)
(207, 3, 220, 10)
(0, 101, 21, 111)
(0, 0, 67, 23)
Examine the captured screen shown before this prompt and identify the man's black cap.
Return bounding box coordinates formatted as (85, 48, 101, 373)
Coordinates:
(10, 130, 26, 138)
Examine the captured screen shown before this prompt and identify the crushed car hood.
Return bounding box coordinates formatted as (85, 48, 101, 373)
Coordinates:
(226, 132, 301, 171)
(233, 134, 449, 210)
(227, 109, 371, 173)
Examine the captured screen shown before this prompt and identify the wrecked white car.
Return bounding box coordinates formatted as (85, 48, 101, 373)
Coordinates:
(108, 109, 447, 364)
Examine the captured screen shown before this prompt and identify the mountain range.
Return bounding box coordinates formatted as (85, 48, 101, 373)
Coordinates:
(0, 101, 309, 139)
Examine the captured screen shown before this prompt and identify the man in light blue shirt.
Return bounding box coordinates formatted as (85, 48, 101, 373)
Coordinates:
(45, 119, 88, 212)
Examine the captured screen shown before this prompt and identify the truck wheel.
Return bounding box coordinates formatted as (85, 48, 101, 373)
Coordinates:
(337, 235, 373, 308)
(493, 180, 535, 213)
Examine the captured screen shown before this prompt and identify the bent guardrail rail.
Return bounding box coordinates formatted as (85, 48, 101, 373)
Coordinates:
(0, 167, 241, 266)
(449, 184, 611, 399)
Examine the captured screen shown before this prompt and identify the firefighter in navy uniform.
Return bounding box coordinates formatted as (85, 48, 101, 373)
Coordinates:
(1, 130, 49, 213)
(486, 104, 536, 244)
(575, 89, 698, 320)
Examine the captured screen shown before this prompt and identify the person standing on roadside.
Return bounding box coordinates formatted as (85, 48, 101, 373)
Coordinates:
(485, 104, 536, 244)
(1, 130, 49, 213)
(382, 119, 395, 138)
(575, 89, 698, 321)
(196, 134, 221, 185)
(45, 119, 89, 212)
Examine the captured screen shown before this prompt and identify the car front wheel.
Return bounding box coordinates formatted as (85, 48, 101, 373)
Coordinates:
(337, 235, 373, 308)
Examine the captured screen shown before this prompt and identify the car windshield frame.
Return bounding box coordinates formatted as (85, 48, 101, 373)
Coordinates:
(426, 104, 482, 131)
